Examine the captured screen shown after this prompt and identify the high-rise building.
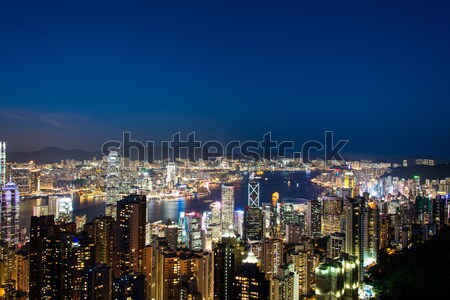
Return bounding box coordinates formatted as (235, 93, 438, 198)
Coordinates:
(248, 179, 260, 207)
(29, 216, 94, 300)
(272, 263, 299, 300)
(315, 254, 358, 300)
(11, 166, 30, 195)
(286, 224, 302, 244)
(194, 251, 214, 300)
(259, 238, 283, 280)
(213, 229, 244, 300)
(221, 184, 235, 232)
(322, 196, 343, 236)
(106, 151, 121, 219)
(364, 201, 378, 266)
(0, 180, 20, 292)
(1, 180, 20, 247)
(208, 201, 222, 243)
(232, 251, 270, 300)
(117, 194, 146, 275)
(75, 214, 86, 233)
(83, 264, 112, 300)
(307, 200, 321, 238)
(84, 216, 117, 270)
(29, 169, 40, 193)
(344, 197, 365, 283)
(55, 197, 73, 223)
(0, 141, 5, 187)
(166, 162, 177, 187)
(184, 211, 203, 251)
(289, 245, 315, 297)
(244, 206, 263, 242)
(29, 215, 56, 300)
(234, 210, 244, 237)
(14, 248, 29, 294)
(155, 248, 180, 300)
(327, 232, 345, 259)
(112, 272, 145, 300)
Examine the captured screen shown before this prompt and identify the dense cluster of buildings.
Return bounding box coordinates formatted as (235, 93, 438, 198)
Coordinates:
(0, 141, 449, 299)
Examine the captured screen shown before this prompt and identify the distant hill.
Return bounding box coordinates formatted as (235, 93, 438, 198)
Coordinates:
(384, 164, 450, 181)
(7, 147, 100, 164)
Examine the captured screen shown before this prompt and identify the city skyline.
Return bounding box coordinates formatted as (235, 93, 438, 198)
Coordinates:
(1, 1, 450, 299)
(1, 1, 449, 158)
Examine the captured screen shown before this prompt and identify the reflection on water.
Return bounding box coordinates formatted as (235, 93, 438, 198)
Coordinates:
(20, 171, 323, 229)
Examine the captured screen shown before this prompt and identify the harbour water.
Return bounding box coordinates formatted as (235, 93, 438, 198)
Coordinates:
(19, 171, 323, 228)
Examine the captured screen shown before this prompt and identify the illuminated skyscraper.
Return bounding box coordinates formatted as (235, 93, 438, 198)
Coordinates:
(29, 215, 56, 300)
(83, 264, 113, 300)
(55, 196, 73, 223)
(194, 251, 214, 300)
(244, 206, 263, 242)
(289, 246, 315, 297)
(208, 201, 222, 243)
(364, 201, 378, 266)
(307, 200, 321, 238)
(344, 197, 365, 283)
(315, 254, 358, 300)
(234, 210, 244, 237)
(166, 162, 177, 187)
(248, 179, 260, 207)
(214, 229, 244, 300)
(259, 238, 283, 280)
(155, 248, 180, 300)
(322, 196, 343, 236)
(29, 216, 94, 300)
(221, 184, 235, 232)
(106, 151, 121, 219)
(117, 194, 146, 275)
(11, 166, 31, 194)
(84, 216, 117, 270)
(232, 251, 270, 300)
(0, 180, 20, 289)
(0, 141, 5, 188)
(184, 211, 203, 251)
(327, 232, 345, 259)
(1, 180, 20, 247)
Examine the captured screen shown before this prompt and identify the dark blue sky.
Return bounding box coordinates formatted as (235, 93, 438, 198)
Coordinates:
(1, 0, 449, 158)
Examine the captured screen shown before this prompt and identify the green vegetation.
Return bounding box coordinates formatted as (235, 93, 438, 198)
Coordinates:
(369, 226, 450, 299)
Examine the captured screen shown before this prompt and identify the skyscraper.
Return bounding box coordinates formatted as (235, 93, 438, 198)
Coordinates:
(166, 162, 177, 187)
(344, 197, 365, 283)
(0, 141, 5, 188)
(29, 215, 56, 300)
(106, 151, 120, 219)
(214, 229, 244, 300)
(244, 206, 263, 242)
(221, 184, 235, 232)
(11, 166, 31, 195)
(327, 232, 345, 259)
(117, 194, 147, 275)
(322, 196, 343, 236)
(364, 201, 378, 266)
(248, 179, 260, 207)
(0, 180, 20, 296)
(83, 264, 112, 300)
(84, 216, 117, 270)
(307, 200, 321, 239)
(0, 180, 20, 247)
(232, 251, 270, 300)
(315, 254, 358, 300)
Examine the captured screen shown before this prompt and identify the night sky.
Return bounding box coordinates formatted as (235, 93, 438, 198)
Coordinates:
(1, 1, 449, 158)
